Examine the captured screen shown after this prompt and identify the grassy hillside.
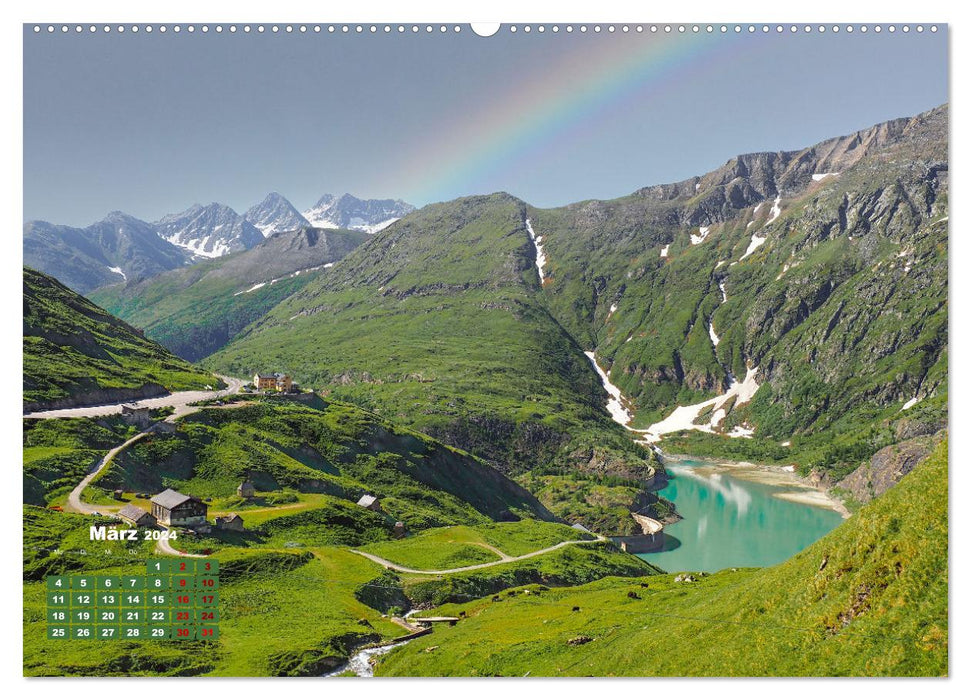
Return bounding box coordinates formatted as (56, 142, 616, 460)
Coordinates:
(88, 397, 554, 530)
(91, 227, 368, 362)
(208, 194, 660, 492)
(23, 267, 219, 411)
(376, 439, 948, 676)
(22, 416, 143, 505)
(23, 508, 406, 676)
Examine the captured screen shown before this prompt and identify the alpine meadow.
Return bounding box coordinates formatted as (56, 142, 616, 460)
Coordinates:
(23, 54, 948, 679)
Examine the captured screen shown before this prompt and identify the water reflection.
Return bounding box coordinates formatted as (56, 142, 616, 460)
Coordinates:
(640, 458, 843, 573)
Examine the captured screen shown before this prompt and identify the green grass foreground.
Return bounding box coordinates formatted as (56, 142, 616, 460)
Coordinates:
(376, 440, 948, 677)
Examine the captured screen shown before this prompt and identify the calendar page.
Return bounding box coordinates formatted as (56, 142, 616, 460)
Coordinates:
(22, 19, 949, 679)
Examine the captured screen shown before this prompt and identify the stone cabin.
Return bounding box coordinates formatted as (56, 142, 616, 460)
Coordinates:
(215, 513, 245, 532)
(121, 404, 153, 428)
(237, 480, 256, 499)
(357, 494, 381, 512)
(117, 504, 157, 528)
(150, 489, 208, 527)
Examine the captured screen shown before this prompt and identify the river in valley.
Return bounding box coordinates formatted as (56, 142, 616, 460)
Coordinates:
(639, 457, 845, 573)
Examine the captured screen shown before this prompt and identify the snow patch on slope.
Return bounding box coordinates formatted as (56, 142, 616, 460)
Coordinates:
(525, 218, 548, 283)
(636, 366, 761, 443)
(690, 226, 711, 245)
(584, 351, 632, 426)
(811, 172, 840, 182)
(107, 266, 127, 281)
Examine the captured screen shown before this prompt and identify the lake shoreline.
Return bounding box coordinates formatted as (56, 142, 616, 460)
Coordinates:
(661, 453, 851, 518)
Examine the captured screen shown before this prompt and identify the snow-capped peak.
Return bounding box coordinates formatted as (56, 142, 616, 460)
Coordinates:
(301, 193, 414, 233)
(154, 203, 263, 258)
(244, 192, 310, 236)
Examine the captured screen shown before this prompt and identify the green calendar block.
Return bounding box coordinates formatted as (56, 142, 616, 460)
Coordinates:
(72, 609, 94, 624)
(71, 625, 94, 640)
(173, 591, 195, 607)
(47, 608, 70, 624)
(147, 591, 169, 607)
(197, 559, 219, 575)
(171, 559, 195, 575)
(69, 575, 94, 590)
(46, 575, 69, 590)
(47, 591, 70, 607)
(97, 591, 120, 607)
(196, 608, 219, 624)
(98, 608, 121, 625)
(170, 625, 195, 641)
(121, 608, 145, 624)
(147, 608, 170, 624)
(121, 575, 145, 590)
(198, 575, 218, 590)
(97, 575, 121, 591)
(172, 609, 194, 626)
(72, 591, 94, 607)
(95, 625, 119, 640)
(145, 559, 166, 575)
(146, 575, 170, 590)
(146, 625, 169, 640)
(172, 575, 196, 590)
(197, 624, 220, 641)
(46, 625, 69, 640)
(122, 591, 144, 607)
(197, 590, 219, 607)
(121, 625, 147, 641)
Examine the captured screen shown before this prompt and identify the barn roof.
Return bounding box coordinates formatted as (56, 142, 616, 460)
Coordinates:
(357, 494, 378, 507)
(151, 488, 195, 509)
(118, 504, 151, 522)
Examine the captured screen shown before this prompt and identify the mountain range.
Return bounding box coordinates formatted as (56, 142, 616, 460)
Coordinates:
(204, 105, 947, 486)
(27, 105, 949, 515)
(90, 226, 369, 362)
(23, 193, 414, 293)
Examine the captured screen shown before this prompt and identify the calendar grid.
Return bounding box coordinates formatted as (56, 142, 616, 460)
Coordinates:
(47, 559, 220, 641)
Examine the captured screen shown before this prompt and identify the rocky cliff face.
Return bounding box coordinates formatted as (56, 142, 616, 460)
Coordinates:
(836, 432, 945, 505)
(531, 105, 947, 448)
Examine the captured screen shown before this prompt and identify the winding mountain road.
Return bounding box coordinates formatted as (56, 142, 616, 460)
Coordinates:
(351, 535, 606, 575)
(24, 375, 245, 420)
(61, 376, 243, 518)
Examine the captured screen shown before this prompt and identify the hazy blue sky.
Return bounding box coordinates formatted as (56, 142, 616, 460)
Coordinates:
(24, 24, 948, 225)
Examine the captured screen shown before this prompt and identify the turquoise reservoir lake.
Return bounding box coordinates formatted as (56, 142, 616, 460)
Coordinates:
(639, 458, 844, 573)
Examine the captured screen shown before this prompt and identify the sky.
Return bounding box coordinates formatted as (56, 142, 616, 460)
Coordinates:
(23, 23, 948, 226)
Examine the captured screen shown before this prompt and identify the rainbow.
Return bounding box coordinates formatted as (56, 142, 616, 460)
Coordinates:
(382, 30, 743, 205)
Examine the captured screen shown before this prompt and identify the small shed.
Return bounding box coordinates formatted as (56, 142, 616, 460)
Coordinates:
(237, 481, 256, 499)
(393, 521, 407, 538)
(121, 404, 153, 428)
(357, 494, 381, 512)
(117, 504, 157, 528)
(215, 513, 245, 532)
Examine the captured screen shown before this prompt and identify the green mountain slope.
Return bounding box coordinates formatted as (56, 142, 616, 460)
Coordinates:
(87, 397, 555, 531)
(208, 195, 660, 491)
(376, 439, 948, 677)
(529, 105, 947, 472)
(206, 108, 946, 487)
(23, 267, 219, 411)
(91, 227, 368, 362)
